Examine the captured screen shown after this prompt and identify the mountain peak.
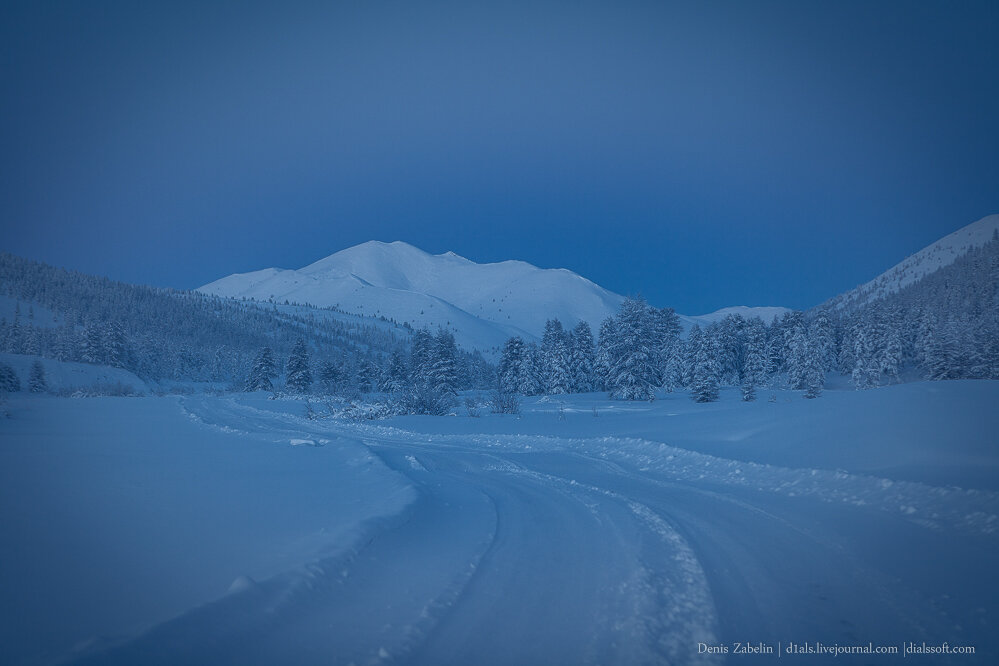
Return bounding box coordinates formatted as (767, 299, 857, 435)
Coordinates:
(825, 214, 999, 311)
(198, 240, 626, 349)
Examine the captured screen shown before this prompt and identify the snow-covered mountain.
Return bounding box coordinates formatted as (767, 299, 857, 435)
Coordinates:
(199, 242, 623, 350)
(199, 242, 788, 350)
(679, 305, 790, 332)
(823, 214, 999, 311)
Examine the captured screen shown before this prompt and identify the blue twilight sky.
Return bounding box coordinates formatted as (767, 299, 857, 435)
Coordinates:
(1, 0, 997, 314)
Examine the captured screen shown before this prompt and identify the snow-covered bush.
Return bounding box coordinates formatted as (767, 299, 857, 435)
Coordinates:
(490, 389, 520, 414)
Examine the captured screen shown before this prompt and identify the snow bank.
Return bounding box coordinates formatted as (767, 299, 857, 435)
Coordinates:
(0, 394, 414, 665)
(0, 352, 148, 395)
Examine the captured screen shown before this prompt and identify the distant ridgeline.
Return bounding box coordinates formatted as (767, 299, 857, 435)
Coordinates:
(495, 232, 999, 403)
(1, 232, 996, 407)
(0, 253, 495, 393)
(825, 230, 999, 383)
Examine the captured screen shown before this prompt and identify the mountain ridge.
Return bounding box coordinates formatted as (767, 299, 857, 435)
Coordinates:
(821, 214, 999, 312)
(198, 241, 788, 349)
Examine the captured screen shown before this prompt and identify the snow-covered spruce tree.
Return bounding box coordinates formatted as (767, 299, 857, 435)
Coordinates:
(285, 339, 312, 392)
(355, 357, 377, 393)
(541, 319, 572, 394)
(651, 307, 682, 389)
(594, 317, 617, 391)
(837, 316, 857, 376)
(661, 336, 685, 392)
(569, 321, 596, 393)
(690, 326, 721, 403)
(81, 323, 105, 365)
(0, 362, 20, 393)
(524, 343, 545, 396)
(52, 325, 75, 362)
(498, 336, 527, 394)
(879, 308, 904, 384)
(605, 297, 657, 401)
(741, 317, 768, 401)
(811, 308, 838, 371)
(974, 312, 999, 379)
(22, 326, 40, 355)
(850, 320, 880, 389)
(105, 321, 129, 369)
(715, 314, 746, 386)
(245, 346, 277, 391)
(802, 338, 825, 399)
(409, 329, 435, 381)
(28, 360, 47, 393)
(318, 359, 341, 394)
(381, 349, 409, 394)
(466, 350, 496, 390)
(784, 318, 809, 390)
(404, 328, 458, 415)
(494, 337, 526, 411)
(430, 329, 459, 406)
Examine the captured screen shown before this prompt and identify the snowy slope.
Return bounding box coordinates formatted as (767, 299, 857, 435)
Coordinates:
(0, 295, 63, 328)
(0, 353, 148, 394)
(12, 382, 995, 664)
(200, 242, 788, 349)
(0, 394, 414, 666)
(824, 213, 999, 310)
(199, 241, 621, 348)
(678, 305, 790, 334)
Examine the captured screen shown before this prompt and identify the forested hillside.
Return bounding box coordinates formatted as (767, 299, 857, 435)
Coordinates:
(0, 253, 494, 391)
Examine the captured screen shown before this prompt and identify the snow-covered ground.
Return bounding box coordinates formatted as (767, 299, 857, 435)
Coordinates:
(0, 353, 149, 395)
(1, 382, 997, 664)
(0, 395, 414, 665)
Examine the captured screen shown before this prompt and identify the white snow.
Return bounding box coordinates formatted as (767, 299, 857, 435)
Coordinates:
(0, 295, 63, 328)
(678, 305, 791, 333)
(2, 381, 996, 664)
(0, 395, 414, 665)
(0, 352, 149, 394)
(825, 213, 999, 310)
(199, 241, 790, 349)
(199, 241, 622, 348)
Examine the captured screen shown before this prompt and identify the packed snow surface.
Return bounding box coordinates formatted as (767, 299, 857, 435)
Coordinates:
(198, 241, 787, 348)
(2, 381, 997, 664)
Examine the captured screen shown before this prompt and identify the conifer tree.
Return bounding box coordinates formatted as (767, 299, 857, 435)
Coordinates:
(690, 327, 721, 403)
(879, 307, 903, 384)
(81, 323, 105, 365)
(785, 321, 809, 390)
(499, 336, 529, 394)
(651, 307, 683, 388)
(741, 318, 768, 400)
(851, 321, 880, 389)
(285, 339, 312, 392)
(605, 297, 656, 401)
(0, 362, 20, 393)
(570, 321, 596, 393)
(811, 309, 837, 371)
(318, 359, 341, 394)
(541, 319, 572, 394)
(594, 317, 617, 391)
(382, 349, 409, 393)
(802, 338, 825, 399)
(28, 360, 47, 393)
(430, 329, 459, 402)
(106, 321, 129, 368)
(245, 346, 277, 391)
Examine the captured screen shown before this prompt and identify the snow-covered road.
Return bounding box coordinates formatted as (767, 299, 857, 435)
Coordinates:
(66, 392, 997, 665)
